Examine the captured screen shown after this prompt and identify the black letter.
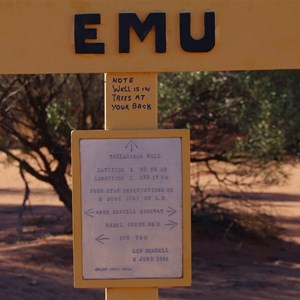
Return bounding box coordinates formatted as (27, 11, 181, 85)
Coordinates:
(74, 14, 105, 54)
(180, 12, 215, 52)
(119, 13, 166, 53)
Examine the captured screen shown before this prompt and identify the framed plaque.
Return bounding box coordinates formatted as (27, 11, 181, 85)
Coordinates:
(72, 129, 191, 288)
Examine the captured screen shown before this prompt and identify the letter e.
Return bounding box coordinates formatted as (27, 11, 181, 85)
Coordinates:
(74, 14, 105, 54)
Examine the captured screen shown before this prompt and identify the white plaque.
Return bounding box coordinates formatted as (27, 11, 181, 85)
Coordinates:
(80, 138, 182, 279)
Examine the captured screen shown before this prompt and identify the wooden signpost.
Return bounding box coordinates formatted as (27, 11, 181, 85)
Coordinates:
(2, 0, 300, 299)
(72, 72, 191, 299)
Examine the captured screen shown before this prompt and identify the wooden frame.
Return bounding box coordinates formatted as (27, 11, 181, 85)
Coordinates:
(72, 129, 191, 288)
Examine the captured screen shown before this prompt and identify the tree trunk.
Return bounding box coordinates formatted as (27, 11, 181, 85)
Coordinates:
(51, 175, 72, 213)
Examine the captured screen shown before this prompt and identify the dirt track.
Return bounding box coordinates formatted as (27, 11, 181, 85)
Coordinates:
(0, 159, 299, 299)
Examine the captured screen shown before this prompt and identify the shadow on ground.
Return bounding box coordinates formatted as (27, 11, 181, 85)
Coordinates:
(0, 190, 300, 300)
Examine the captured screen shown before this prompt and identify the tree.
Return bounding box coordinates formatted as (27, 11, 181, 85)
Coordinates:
(1, 70, 299, 219)
(158, 71, 300, 231)
(0, 74, 104, 213)
(159, 70, 299, 167)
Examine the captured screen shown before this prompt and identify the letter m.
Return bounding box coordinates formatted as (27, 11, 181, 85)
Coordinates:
(119, 13, 166, 53)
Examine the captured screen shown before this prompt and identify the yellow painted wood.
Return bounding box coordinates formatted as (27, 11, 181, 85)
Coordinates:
(105, 73, 157, 130)
(72, 70, 190, 299)
(71, 129, 191, 289)
(106, 287, 158, 300)
(1, 0, 300, 74)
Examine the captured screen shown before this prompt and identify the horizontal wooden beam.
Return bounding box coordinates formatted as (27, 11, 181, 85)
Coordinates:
(1, 0, 300, 74)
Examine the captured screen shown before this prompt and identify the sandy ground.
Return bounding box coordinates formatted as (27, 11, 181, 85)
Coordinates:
(0, 158, 299, 299)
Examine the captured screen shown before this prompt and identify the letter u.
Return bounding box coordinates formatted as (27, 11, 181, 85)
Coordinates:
(180, 12, 215, 52)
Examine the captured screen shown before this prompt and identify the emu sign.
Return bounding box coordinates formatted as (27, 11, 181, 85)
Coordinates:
(74, 12, 215, 54)
(1, 0, 300, 74)
(2, 1, 300, 299)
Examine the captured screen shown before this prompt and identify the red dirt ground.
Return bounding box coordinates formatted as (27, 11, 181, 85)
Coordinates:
(0, 157, 299, 299)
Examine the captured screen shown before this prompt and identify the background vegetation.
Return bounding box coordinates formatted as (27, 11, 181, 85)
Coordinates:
(0, 74, 104, 212)
(0, 71, 299, 236)
(158, 71, 300, 238)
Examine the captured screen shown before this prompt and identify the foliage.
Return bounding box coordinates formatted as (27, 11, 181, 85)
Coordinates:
(159, 71, 300, 237)
(0, 70, 299, 219)
(158, 70, 300, 167)
(0, 74, 104, 212)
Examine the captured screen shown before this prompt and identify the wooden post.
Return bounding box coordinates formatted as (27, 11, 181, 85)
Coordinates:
(104, 72, 159, 300)
(106, 287, 158, 300)
(105, 72, 157, 130)
(72, 73, 191, 293)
